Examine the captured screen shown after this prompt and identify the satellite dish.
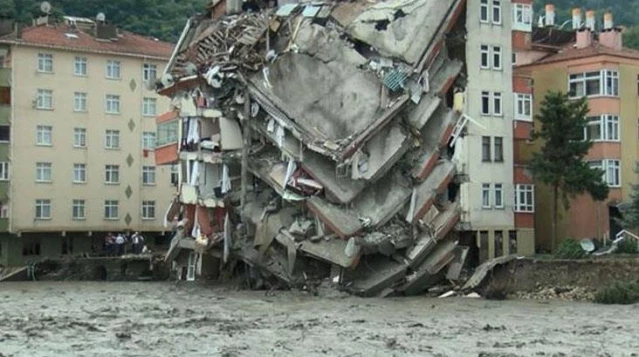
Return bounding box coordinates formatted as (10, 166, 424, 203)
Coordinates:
(96, 12, 106, 22)
(40, 1, 52, 14)
(580, 239, 596, 253)
(160, 73, 174, 88)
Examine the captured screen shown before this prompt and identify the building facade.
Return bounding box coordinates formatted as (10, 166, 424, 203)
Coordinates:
(0, 17, 174, 266)
(461, 0, 535, 263)
(517, 10, 639, 250)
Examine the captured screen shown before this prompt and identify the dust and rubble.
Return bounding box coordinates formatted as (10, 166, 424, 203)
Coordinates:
(157, 0, 473, 297)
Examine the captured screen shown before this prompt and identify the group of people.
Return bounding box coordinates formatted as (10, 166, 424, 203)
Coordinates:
(104, 232, 148, 256)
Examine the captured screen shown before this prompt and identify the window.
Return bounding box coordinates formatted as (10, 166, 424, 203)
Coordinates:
(143, 132, 156, 150)
(74, 57, 87, 76)
(157, 121, 179, 146)
(569, 70, 619, 98)
(36, 89, 53, 109)
(105, 130, 120, 149)
(606, 160, 621, 187)
(482, 183, 491, 208)
(37, 53, 53, 73)
(142, 166, 156, 185)
(73, 163, 86, 183)
(104, 200, 119, 220)
(142, 200, 156, 220)
(36, 162, 52, 182)
(0, 203, 8, 219)
(590, 160, 621, 187)
(105, 165, 120, 184)
(494, 184, 504, 208)
(515, 93, 532, 120)
(105, 94, 120, 114)
(0, 161, 9, 181)
(584, 115, 620, 142)
(515, 184, 534, 212)
(493, 92, 502, 116)
(35, 199, 51, 219)
(72, 199, 85, 220)
(492, 0, 502, 24)
(494, 137, 504, 162)
(495, 231, 504, 257)
(492, 46, 502, 70)
(512, 53, 517, 65)
(143, 63, 157, 82)
(482, 136, 491, 162)
(171, 164, 179, 186)
(481, 91, 490, 115)
(74, 128, 86, 148)
(480, 45, 489, 69)
(36, 125, 52, 146)
(106, 60, 121, 79)
(480, 0, 489, 22)
(513, 3, 533, 32)
(74, 92, 87, 112)
(142, 98, 157, 117)
(0, 125, 8, 142)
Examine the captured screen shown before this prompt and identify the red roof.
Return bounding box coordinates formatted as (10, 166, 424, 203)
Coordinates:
(525, 41, 639, 66)
(0, 24, 174, 59)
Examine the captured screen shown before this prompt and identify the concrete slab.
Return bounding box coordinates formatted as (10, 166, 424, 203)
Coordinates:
(412, 108, 458, 181)
(307, 197, 362, 238)
(409, 160, 455, 224)
(346, 0, 456, 64)
(400, 238, 458, 295)
(298, 236, 360, 269)
(357, 123, 411, 182)
(301, 150, 366, 204)
(347, 257, 407, 297)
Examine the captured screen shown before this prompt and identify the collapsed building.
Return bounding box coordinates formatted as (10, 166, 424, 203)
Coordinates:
(155, 0, 475, 297)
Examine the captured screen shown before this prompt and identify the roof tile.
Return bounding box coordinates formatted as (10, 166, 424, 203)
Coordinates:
(0, 24, 173, 59)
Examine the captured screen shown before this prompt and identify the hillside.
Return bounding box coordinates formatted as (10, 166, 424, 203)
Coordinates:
(534, 1, 639, 49)
(533, 0, 639, 27)
(0, 1, 638, 45)
(0, 0, 208, 42)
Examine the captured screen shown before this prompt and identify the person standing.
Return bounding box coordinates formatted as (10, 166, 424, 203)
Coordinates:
(115, 233, 125, 256)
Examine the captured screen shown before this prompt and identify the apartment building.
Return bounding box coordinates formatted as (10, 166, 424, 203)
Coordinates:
(0, 16, 174, 266)
(460, 0, 535, 263)
(516, 9, 639, 250)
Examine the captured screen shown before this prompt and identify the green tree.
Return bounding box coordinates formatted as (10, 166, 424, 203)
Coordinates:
(619, 163, 639, 230)
(528, 91, 609, 251)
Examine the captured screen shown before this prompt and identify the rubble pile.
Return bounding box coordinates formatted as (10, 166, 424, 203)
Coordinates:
(159, 0, 472, 297)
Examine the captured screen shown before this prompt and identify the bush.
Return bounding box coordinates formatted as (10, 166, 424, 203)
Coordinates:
(615, 239, 639, 254)
(554, 238, 586, 259)
(594, 281, 639, 305)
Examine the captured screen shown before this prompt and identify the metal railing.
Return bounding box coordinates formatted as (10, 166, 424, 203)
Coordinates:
(594, 230, 639, 256)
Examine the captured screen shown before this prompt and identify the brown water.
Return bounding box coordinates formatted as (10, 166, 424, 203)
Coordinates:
(0, 282, 637, 357)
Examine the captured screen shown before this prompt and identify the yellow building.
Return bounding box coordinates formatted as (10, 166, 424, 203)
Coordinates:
(0, 17, 174, 266)
(516, 25, 639, 250)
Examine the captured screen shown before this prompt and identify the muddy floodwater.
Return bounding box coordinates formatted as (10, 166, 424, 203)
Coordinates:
(1, 282, 638, 357)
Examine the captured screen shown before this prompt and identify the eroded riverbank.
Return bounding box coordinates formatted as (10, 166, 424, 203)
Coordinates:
(1, 282, 637, 356)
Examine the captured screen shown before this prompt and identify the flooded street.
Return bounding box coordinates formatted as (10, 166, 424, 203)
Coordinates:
(1, 282, 638, 356)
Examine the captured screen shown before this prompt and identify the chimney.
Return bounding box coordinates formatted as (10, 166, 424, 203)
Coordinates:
(585, 10, 596, 32)
(576, 28, 593, 49)
(603, 12, 613, 30)
(572, 8, 582, 30)
(600, 27, 623, 50)
(545, 4, 555, 27)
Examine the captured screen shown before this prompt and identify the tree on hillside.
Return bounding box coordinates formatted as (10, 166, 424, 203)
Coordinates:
(528, 91, 609, 251)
